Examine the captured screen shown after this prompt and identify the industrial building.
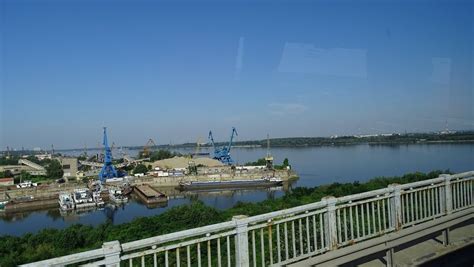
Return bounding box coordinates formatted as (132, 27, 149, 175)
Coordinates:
(60, 157, 79, 180)
(0, 159, 47, 176)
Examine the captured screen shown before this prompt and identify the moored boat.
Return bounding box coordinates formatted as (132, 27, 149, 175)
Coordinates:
(73, 188, 96, 209)
(177, 177, 283, 191)
(109, 188, 128, 204)
(93, 191, 105, 207)
(134, 185, 168, 205)
(58, 193, 74, 211)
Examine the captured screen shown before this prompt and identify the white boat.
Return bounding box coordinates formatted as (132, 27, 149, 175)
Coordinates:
(109, 188, 128, 204)
(73, 188, 96, 209)
(93, 191, 105, 207)
(58, 193, 74, 211)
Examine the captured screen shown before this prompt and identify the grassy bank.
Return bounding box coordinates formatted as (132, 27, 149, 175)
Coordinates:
(0, 170, 448, 266)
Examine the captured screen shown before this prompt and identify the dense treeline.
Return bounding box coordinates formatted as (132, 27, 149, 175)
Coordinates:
(146, 131, 474, 149)
(0, 170, 447, 266)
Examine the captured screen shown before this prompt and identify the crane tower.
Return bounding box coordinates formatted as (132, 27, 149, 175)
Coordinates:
(98, 127, 118, 182)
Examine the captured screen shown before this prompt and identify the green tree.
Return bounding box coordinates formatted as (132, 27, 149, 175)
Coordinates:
(46, 160, 64, 179)
(2, 170, 13, 178)
(245, 158, 267, 166)
(133, 164, 148, 174)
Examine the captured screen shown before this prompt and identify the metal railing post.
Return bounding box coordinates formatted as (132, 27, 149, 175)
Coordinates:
(443, 174, 453, 214)
(389, 184, 402, 230)
(442, 174, 453, 246)
(323, 196, 338, 250)
(233, 215, 249, 266)
(102, 241, 122, 267)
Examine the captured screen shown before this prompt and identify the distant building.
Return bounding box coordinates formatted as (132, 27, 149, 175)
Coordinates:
(0, 178, 14, 187)
(60, 157, 79, 180)
(355, 133, 395, 138)
(0, 163, 46, 176)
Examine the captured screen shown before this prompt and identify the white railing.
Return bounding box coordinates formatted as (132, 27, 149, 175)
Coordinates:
(21, 171, 474, 267)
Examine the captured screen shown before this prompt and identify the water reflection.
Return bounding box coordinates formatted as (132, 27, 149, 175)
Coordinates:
(0, 184, 292, 236)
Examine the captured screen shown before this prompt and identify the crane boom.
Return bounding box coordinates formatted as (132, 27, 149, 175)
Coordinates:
(208, 131, 216, 150)
(226, 127, 238, 153)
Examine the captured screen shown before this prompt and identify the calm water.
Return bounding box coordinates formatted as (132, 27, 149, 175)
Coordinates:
(1, 144, 473, 236)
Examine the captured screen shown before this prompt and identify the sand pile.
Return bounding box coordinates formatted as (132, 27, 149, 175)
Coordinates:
(151, 156, 223, 169)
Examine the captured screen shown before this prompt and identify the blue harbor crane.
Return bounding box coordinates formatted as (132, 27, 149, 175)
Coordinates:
(99, 127, 118, 182)
(208, 127, 238, 165)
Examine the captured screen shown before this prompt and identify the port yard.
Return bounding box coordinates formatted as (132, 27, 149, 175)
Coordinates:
(0, 166, 297, 213)
(0, 127, 298, 214)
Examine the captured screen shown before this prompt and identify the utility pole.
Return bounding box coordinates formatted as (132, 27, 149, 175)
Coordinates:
(265, 134, 273, 169)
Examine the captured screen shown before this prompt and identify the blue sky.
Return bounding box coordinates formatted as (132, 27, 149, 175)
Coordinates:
(1, 0, 473, 149)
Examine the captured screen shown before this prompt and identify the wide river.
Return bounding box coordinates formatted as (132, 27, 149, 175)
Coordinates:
(1, 144, 473, 236)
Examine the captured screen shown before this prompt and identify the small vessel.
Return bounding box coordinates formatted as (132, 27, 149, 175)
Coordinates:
(73, 188, 96, 209)
(121, 184, 133, 196)
(93, 191, 105, 207)
(177, 177, 283, 191)
(109, 188, 128, 204)
(58, 193, 74, 211)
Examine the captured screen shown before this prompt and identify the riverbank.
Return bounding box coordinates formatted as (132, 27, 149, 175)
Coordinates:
(150, 131, 474, 149)
(0, 168, 297, 213)
(0, 170, 448, 266)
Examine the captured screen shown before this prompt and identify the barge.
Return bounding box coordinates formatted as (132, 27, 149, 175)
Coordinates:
(134, 185, 168, 205)
(177, 177, 283, 191)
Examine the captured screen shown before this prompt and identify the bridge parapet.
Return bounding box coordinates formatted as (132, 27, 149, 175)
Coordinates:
(20, 171, 474, 267)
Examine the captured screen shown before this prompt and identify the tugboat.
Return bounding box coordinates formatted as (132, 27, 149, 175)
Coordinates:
(177, 176, 283, 191)
(58, 193, 74, 211)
